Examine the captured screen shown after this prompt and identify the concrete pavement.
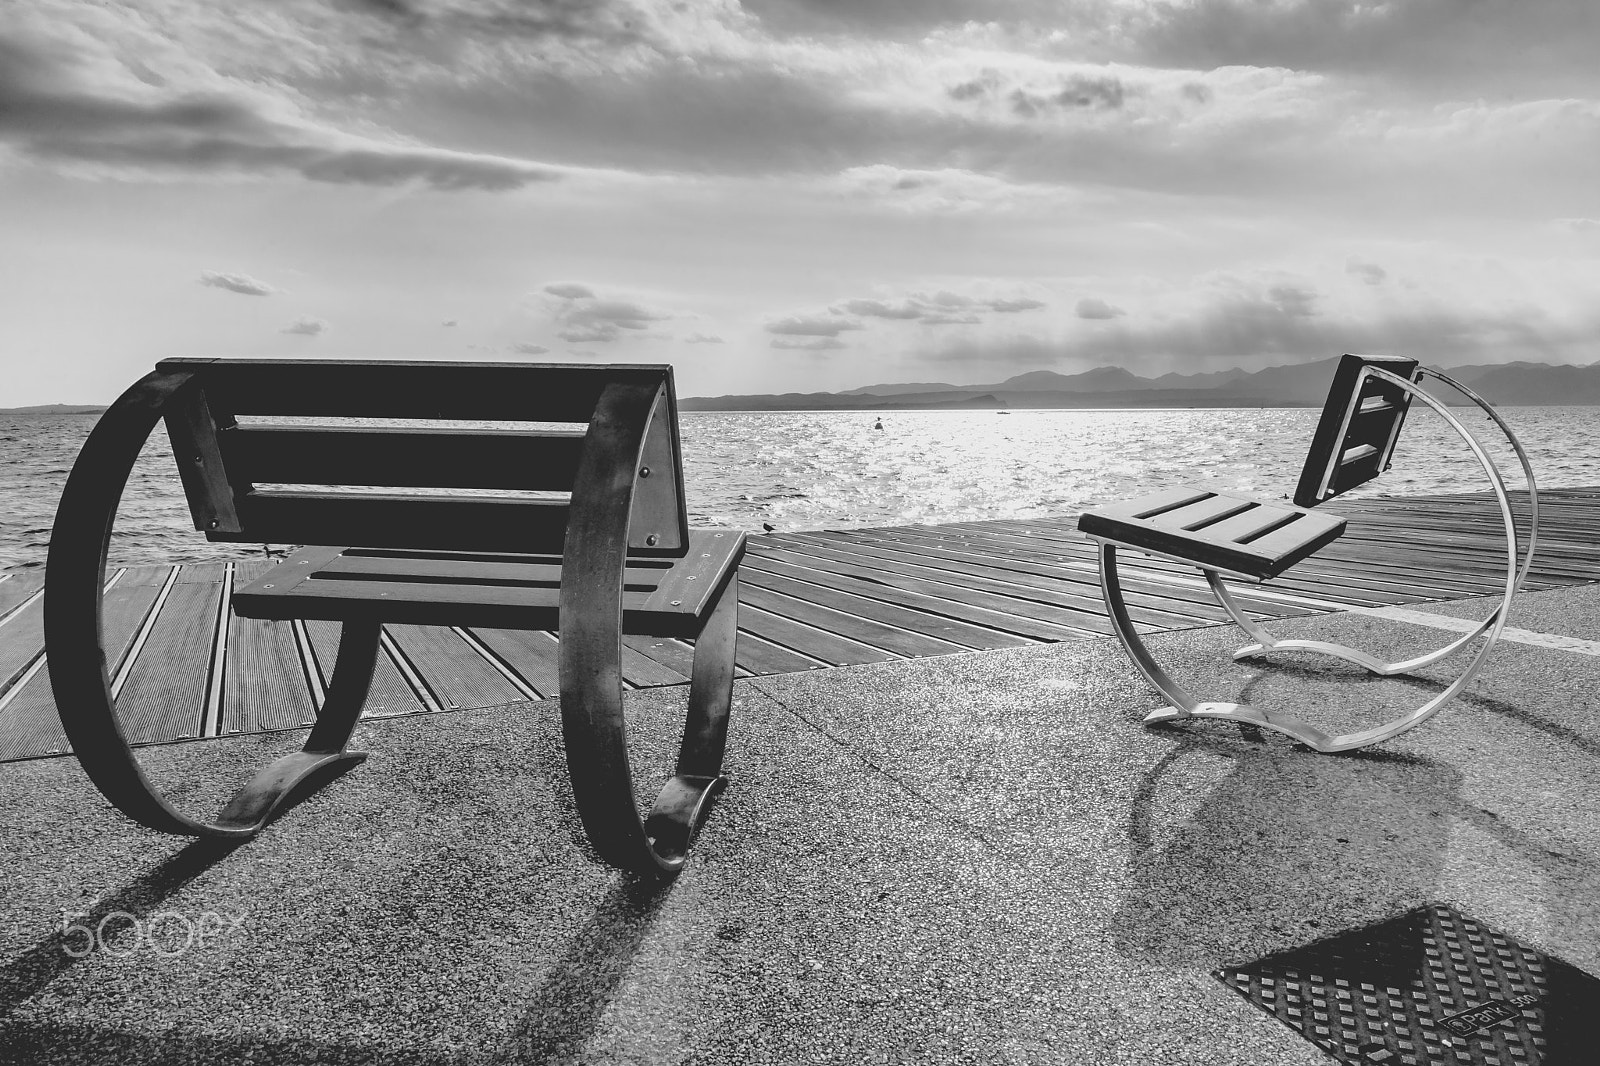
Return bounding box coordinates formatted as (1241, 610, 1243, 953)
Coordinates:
(1, 584, 1596, 1064)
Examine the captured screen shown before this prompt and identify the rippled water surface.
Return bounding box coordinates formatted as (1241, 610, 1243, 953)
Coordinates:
(4, 405, 1596, 572)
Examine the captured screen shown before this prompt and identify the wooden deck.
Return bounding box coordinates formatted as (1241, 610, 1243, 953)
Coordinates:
(1, 488, 1593, 762)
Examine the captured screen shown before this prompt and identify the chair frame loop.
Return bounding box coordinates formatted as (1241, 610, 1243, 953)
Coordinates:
(1094, 366, 1538, 753)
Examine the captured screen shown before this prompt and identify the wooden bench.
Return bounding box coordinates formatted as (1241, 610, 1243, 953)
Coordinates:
(45, 358, 744, 874)
(1077, 354, 1538, 752)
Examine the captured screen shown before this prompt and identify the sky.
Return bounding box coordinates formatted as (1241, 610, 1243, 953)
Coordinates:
(2, 0, 1598, 406)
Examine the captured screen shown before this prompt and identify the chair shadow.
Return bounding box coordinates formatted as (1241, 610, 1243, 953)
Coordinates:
(1110, 646, 1600, 972)
(1107, 728, 1465, 968)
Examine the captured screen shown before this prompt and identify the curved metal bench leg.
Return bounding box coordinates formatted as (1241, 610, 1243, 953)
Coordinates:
(644, 573, 738, 866)
(560, 380, 739, 876)
(46, 369, 377, 838)
(214, 620, 379, 833)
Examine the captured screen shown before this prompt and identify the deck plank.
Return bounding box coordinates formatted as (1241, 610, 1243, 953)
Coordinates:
(304, 620, 427, 719)
(468, 628, 562, 698)
(223, 560, 317, 734)
(6, 486, 1600, 760)
(114, 565, 226, 745)
(386, 624, 533, 710)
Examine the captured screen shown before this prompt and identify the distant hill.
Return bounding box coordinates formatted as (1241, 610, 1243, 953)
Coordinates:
(682, 356, 1600, 410)
(0, 403, 106, 415)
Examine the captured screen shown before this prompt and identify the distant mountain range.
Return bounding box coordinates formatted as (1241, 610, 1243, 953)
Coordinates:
(0, 403, 107, 415)
(681, 357, 1600, 410)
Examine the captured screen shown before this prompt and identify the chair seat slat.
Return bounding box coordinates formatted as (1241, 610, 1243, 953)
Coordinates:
(1147, 494, 1253, 531)
(1079, 488, 1346, 580)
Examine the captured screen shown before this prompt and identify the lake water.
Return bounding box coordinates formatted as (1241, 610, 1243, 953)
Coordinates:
(3, 405, 1595, 573)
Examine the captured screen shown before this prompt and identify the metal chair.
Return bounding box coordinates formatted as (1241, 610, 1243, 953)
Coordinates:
(1078, 354, 1538, 752)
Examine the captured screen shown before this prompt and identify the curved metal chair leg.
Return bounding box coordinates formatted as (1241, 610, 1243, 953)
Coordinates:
(560, 381, 738, 876)
(1095, 362, 1534, 752)
(46, 370, 376, 838)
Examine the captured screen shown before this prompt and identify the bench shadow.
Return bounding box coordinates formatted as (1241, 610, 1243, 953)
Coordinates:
(0, 810, 675, 1066)
(0, 838, 243, 1024)
(489, 872, 676, 1065)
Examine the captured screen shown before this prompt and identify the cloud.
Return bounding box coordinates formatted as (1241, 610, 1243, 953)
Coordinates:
(765, 314, 864, 337)
(557, 324, 620, 343)
(1267, 284, 1319, 317)
(0, 22, 563, 191)
(989, 297, 1046, 313)
(1075, 297, 1124, 320)
(683, 332, 725, 343)
(837, 298, 924, 320)
(442, 319, 459, 326)
(563, 299, 668, 330)
(198, 270, 277, 296)
(919, 312, 982, 325)
(772, 337, 847, 350)
(1346, 259, 1388, 286)
(540, 286, 673, 343)
(509, 342, 549, 354)
(281, 317, 328, 336)
(1558, 218, 1600, 233)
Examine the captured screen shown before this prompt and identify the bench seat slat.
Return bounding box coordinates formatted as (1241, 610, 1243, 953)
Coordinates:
(232, 531, 746, 638)
(1079, 488, 1346, 580)
(318, 551, 670, 592)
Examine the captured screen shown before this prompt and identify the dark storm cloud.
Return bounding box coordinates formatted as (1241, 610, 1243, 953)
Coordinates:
(1127, 0, 1600, 92)
(0, 30, 561, 190)
(926, 282, 1595, 375)
(338, 0, 652, 46)
(946, 70, 1131, 116)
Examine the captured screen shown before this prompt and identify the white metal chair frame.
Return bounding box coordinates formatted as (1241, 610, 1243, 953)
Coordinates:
(1092, 366, 1539, 752)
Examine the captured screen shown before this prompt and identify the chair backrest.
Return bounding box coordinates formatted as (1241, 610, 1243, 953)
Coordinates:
(1293, 353, 1420, 508)
(155, 358, 690, 556)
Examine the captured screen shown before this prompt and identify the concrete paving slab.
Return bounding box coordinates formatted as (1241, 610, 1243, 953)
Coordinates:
(1, 584, 1596, 1064)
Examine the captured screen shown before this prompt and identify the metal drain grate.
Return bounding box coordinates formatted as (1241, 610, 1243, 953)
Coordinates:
(1215, 903, 1600, 1065)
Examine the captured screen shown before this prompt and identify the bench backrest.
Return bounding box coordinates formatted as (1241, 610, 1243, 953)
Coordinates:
(1293, 353, 1420, 508)
(155, 358, 690, 557)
